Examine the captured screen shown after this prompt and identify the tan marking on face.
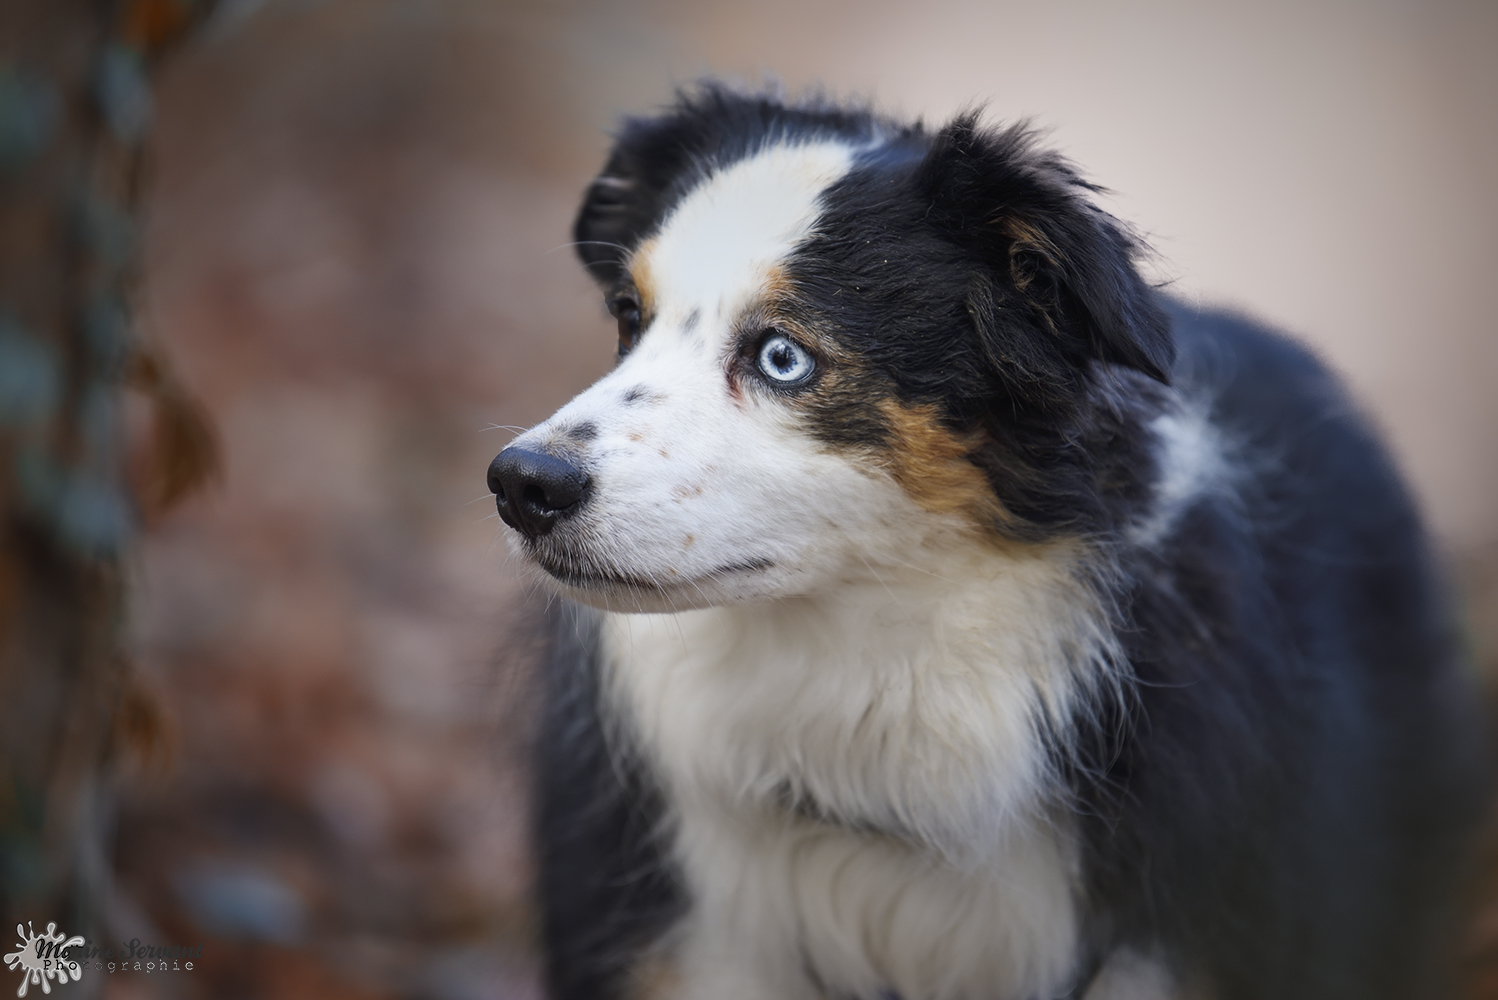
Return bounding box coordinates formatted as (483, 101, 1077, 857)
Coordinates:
(628, 238, 659, 320)
(762, 261, 796, 300)
(880, 399, 1013, 531)
(757, 265, 861, 366)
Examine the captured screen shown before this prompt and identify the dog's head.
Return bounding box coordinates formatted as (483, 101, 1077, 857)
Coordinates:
(490, 86, 1173, 612)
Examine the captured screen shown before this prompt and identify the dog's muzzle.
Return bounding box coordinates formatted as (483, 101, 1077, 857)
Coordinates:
(488, 447, 591, 539)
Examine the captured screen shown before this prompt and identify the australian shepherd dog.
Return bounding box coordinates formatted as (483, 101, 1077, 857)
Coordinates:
(487, 85, 1485, 1000)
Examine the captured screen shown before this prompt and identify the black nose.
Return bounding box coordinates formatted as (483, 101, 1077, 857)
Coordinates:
(488, 448, 591, 539)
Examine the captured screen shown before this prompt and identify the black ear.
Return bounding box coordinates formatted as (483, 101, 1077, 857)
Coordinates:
(916, 114, 1174, 385)
(572, 84, 799, 286)
(575, 83, 890, 288)
(573, 112, 707, 286)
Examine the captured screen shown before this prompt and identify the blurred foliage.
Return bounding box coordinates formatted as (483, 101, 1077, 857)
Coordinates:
(0, 0, 218, 949)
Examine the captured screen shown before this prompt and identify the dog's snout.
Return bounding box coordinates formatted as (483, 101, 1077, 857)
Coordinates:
(488, 448, 591, 539)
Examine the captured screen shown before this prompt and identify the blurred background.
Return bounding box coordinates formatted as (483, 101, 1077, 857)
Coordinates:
(2, 0, 1496, 997)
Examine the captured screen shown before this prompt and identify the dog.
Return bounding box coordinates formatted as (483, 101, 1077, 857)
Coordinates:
(487, 84, 1486, 1000)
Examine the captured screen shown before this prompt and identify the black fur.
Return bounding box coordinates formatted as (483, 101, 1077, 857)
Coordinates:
(1068, 305, 1487, 999)
(534, 603, 682, 998)
(535, 84, 1487, 1000)
(781, 116, 1172, 535)
(574, 84, 893, 285)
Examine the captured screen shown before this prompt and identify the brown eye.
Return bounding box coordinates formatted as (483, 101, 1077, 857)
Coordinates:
(610, 297, 641, 357)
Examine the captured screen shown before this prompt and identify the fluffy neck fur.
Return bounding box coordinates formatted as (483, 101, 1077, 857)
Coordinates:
(597, 528, 1119, 999)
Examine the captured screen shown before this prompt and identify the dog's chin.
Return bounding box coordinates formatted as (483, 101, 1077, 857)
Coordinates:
(523, 549, 780, 614)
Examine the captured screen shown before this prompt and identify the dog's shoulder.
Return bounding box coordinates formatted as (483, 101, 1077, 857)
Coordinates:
(1068, 302, 1487, 998)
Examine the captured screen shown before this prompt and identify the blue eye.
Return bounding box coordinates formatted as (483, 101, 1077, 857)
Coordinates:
(756, 333, 815, 384)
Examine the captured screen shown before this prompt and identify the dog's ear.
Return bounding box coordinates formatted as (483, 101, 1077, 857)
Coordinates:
(575, 84, 886, 287)
(916, 113, 1174, 388)
(573, 111, 707, 287)
(574, 84, 795, 286)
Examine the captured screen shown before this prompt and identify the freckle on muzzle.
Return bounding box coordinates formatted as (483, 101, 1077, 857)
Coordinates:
(488, 448, 591, 539)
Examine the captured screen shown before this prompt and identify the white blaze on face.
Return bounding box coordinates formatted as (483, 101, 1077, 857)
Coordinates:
(647, 141, 856, 319)
(511, 139, 963, 612)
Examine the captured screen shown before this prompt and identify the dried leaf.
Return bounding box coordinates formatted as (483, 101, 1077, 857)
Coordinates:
(121, 0, 196, 55)
(110, 664, 175, 774)
(127, 345, 220, 514)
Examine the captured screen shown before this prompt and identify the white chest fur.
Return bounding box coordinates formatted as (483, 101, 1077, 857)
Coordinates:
(598, 542, 1114, 1000)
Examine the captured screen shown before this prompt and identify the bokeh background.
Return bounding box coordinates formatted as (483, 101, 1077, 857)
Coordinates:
(8, 0, 1498, 997)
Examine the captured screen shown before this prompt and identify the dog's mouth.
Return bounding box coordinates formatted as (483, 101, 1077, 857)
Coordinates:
(533, 552, 775, 593)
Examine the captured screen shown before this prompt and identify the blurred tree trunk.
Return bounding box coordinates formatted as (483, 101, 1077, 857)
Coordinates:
(0, 0, 217, 950)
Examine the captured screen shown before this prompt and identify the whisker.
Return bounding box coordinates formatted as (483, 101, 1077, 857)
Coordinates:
(547, 240, 632, 255)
